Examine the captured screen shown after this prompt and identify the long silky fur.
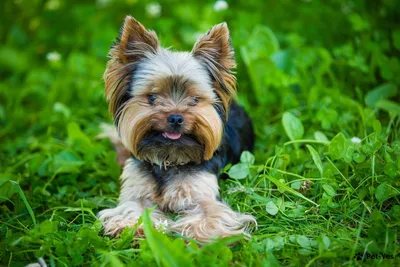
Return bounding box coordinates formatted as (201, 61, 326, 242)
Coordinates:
(98, 16, 256, 243)
(192, 22, 237, 118)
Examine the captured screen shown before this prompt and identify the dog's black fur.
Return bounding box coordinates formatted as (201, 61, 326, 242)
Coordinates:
(138, 101, 254, 195)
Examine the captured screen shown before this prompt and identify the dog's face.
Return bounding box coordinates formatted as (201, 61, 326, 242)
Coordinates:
(104, 16, 236, 165)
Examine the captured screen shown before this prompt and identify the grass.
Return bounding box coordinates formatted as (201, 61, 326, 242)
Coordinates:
(1, 0, 399, 266)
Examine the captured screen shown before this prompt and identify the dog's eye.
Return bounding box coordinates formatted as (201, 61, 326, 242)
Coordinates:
(189, 96, 199, 106)
(148, 94, 157, 104)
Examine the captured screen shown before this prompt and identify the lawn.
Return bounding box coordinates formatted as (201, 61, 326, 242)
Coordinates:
(1, 0, 399, 266)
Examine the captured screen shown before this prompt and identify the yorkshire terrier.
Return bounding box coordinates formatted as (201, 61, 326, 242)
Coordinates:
(98, 16, 256, 242)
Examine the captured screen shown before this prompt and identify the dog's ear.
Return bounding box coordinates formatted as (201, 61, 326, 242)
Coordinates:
(104, 16, 159, 115)
(112, 15, 159, 64)
(192, 23, 236, 114)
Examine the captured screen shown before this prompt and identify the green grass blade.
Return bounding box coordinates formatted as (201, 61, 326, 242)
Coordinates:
(262, 175, 318, 206)
(9, 180, 37, 226)
(142, 208, 192, 267)
(306, 145, 324, 176)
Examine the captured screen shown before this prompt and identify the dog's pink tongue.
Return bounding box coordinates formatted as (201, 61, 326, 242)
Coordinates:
(163, 132, 182, 140)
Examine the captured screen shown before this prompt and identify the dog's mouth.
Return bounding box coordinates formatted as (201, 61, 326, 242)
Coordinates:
(162, 132, 182, 140)
(138, 131, 200, 147)
(136, 131, 204, 165)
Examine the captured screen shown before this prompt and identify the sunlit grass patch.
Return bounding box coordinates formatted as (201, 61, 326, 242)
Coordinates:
(1, 0, 399, 266)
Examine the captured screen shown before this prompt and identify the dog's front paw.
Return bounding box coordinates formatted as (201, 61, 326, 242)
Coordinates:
(171, 201, 256, 242)
(98, 201, 144, 236)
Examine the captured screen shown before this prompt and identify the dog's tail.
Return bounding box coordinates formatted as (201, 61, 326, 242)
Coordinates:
(97, 123, 131, 166)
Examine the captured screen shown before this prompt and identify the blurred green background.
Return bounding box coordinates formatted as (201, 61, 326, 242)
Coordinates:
(1, 0, 399, 153)
(1, 0, 400, 266)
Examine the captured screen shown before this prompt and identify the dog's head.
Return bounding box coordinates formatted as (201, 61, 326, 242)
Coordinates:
(104, 16, 236, 166)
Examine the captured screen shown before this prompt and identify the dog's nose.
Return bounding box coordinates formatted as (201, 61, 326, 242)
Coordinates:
(168, 114, 184, 127)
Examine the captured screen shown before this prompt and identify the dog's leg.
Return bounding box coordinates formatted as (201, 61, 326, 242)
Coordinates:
(98, 158, 171, 236)
(160, 172, 256, 242)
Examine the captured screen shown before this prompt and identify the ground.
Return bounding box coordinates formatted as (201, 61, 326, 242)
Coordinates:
(0, 1, 399, 266)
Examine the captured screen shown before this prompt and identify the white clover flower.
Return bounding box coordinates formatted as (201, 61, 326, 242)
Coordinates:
(97, 0, 111, 7)
(351, 137, 362, 144)
(46, 51, 61, 62)
(214, 0, 228, 12)
(154, 219, 169, 233)
(146, 3, 162, 18)
(45, 0, 61, 10)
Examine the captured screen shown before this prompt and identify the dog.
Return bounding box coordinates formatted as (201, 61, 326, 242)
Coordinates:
(98, 16, 256, 242)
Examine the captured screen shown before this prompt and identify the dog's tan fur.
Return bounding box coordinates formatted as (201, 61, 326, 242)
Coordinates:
(98, 16, 255, 242)
(98, 159, 171, 236)
(99, 158, 255, 241)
